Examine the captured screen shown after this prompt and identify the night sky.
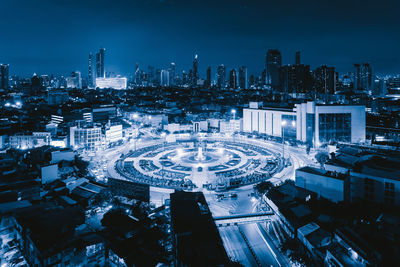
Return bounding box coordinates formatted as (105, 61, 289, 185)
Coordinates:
(1, 0, 399, 77)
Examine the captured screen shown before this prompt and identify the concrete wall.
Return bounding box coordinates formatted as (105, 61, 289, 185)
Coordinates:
(296, 168, 345, 203)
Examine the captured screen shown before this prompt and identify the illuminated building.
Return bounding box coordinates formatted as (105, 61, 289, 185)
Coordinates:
(96, 48, 105, 78)
(88, 53, 94, 88)
(192, 54, 199, 85)
(161, 69, 169, 87)
(313, 65, 337, 95)
(238, 66, 247, 89)
(169, 62, 176, 85)
(95, 77, 127, 89)
(217, 64, 226, 88)
(266, 49, 281, 88)
(66, 71, 82, 89)
(229, 68, 237, 89)
(69, 126, 101, 151)
(243, 101, 366, 146)
(0, 64, 9, 89)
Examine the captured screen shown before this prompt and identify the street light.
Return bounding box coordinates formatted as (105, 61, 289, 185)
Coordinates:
(231, 109, 236, 120)
(281, 120, 287, 165)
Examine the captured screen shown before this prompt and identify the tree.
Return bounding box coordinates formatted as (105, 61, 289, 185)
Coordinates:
(254, 181, 274, 195)
(315, 151, 329, 167)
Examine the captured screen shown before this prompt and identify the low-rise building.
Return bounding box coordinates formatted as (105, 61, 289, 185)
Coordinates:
(243, 101, 365, 146)
(295, 166, 348, 203)
(69, 126, 102, 151)
(9, 132, 51, 150)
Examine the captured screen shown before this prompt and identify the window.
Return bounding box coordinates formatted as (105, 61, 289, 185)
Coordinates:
(282, 114, 296, 139)
(364, 178, 374, 200)
(306, 113, 315, 146)
(384, 182, 395, 205)
(319, 113, 351, 143)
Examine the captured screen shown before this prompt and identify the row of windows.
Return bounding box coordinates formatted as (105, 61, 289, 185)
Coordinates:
(319, 113, 351, 143)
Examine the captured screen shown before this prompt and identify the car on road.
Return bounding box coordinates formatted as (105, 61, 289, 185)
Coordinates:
(216, 194, 225, 200)
(229, 193, 238, 198)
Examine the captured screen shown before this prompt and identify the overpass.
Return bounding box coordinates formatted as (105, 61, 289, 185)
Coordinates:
(214, 211, 274, 227)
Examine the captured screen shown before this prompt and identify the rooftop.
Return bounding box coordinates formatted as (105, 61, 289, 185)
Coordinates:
(170, 191, 230, 266)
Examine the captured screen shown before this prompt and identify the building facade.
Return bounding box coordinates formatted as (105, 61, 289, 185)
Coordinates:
(69, 126, 101, 151)
(243, 101, 366, 146)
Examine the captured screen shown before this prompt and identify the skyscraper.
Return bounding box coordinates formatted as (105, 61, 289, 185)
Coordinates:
(238, 66, 248, 89)
(361, 63, 372, 91)
(182, 70, 188, 86)
(229, 69, 237, 89)
(313, 65, 337, 95)
(192, 54, 199, 85)
(155, 69, 161, 86)
(0, 64, 9, 89)
(66, 71, 82, 89)
(205, 66, 211, 87)
(169, 62, 176, 86)
(266, 49, 282, 88)
(134, 63, 140, 85)
(148, 65, 154, 85)
(96, 48, 105, 78)
(353, 64, 361, 90)
(295, 51, 301, 65)
(217, 64, 226, 88)
(280, 64, 312, 94)
(161, 69, 170, 87)
(88, 53, 94, 88)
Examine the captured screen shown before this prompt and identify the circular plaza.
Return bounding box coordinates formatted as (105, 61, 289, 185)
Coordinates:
(114, 137, 283, 191)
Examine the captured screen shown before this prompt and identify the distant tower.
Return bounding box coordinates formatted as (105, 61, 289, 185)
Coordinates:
(239, 66, 248, 89)
(206, 66, 211, 87)
(266, 49, 282, 88)
(361, 63, 372, 91)
(217, 64, 226, 88)
(295, 51, 301, 65)
(353, 64, 361, 90)
(148, 65, 154, 85)
(96, 48, 105, 78)
(161, 69, 170, 87)
(134, 63, 140, 85)
(0, 64, 9, 89)
(169, 62, 176, 85)
(192, 54, 199, 85)
(229, 69, 238, 89)
(88, 53, 93, 88)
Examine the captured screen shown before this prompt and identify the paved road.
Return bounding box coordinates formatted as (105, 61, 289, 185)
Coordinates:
(219, 226, 258, 266)
(239, 223, 282, 267)
(92, 133, 315, 266)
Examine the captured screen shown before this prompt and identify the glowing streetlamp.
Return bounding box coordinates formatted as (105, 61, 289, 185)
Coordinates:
(281, 120, 287, 165)
(231, 109, 236, 120)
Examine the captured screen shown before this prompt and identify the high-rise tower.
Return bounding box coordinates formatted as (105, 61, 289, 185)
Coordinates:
(266, 49, 282, 88)
(238, 66, 248, 89)
(0, 64, 9, 89)
(96, 48, 105, 78)
(217, 64, 226, 88)
(206, 66, 211, 87)
(295, 51, 301, 65)
(229, 69, 238, 89)
(88, 53, 94, 88)
(192, 54, 199, 85)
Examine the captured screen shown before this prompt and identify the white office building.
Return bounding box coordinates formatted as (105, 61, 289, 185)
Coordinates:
(69, 126, 102, 151)
(105, 125, 123, 144)
(243, 101, 365, 146)
(95, 77, 127, 89)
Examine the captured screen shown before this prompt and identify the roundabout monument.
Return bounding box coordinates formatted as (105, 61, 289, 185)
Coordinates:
(114, 135, 283, 191)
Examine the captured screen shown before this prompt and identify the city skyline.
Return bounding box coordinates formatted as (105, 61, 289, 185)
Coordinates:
(1, 0, 400, 76)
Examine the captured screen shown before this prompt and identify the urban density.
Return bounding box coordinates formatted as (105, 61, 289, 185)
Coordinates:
(1, 1, 400, 266)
